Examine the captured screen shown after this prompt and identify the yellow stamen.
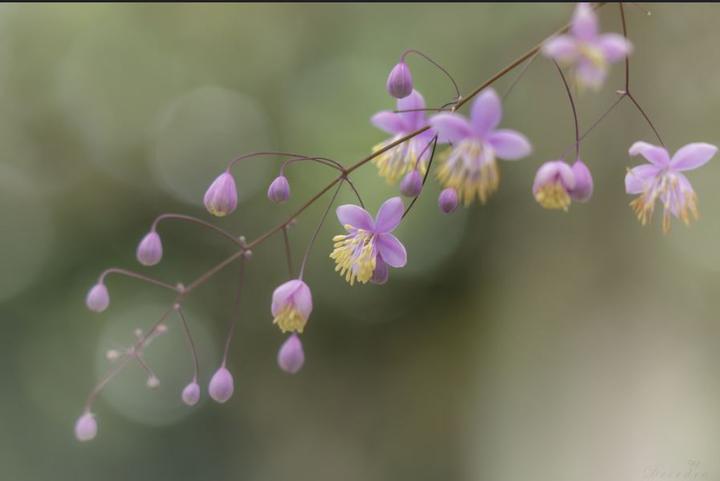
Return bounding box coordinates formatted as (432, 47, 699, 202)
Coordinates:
(534, 182, 572, 211)
(273, 305, 307, 333)
(372, 138, 427, 184)
(329, 227, 376, 286)
(436, 142, 500, 206)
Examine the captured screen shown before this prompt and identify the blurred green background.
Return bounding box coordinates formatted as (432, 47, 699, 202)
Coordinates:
(2, 3, 720, 480)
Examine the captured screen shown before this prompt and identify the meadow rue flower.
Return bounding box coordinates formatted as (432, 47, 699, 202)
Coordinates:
(277, 333, 305, 374)
(371, 90, 435, 183)
(271, 280, 313, 333)
(625, 141, 717, 232)
(74, 412, 97, 442)
(438, 187, 459, 214)
(203, 171, 238, 217)
(399, 170, 423, 197)
(208, 366, 234, 403)
(85, 282, 109, 312)
(430, 88, 532, 206)
(136, 230, 163, 266)
(386, 61, 413, 99)
(267, 175, 290, 203)
(542, 2, 633, 90)
(533, 159, 593, 210)
(330, 197, 407, 286)
(181, 381, 200, 406)
(570, 159, 594, 202)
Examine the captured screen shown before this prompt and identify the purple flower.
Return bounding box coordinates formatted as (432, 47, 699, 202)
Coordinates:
(181, 381, 200, 406)
(208, 366, 234, 403)
(542, 2, 633, 90)
(267, 175, 290, 203)
(399, 170, 423, 197)
(438, 188, 459, 214)
(625, 141, 717, 233)
(386, 61, 413, 99)
(330, 197, 407, 286)
(204, 171, 238, 217)
(271, 279, 313, 333)
(371, 90, 435, 183)
(430, 88, 532, 205)
(74, 412, 97, 442)
(533, 159, 594, 210)
(277, 333, 305, 374)
(136, 230, 163, 266)
(85, 282, 109, 312)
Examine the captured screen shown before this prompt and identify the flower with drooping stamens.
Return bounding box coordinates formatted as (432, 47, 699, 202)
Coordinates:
(330, 197, 407, 286)
(203, 171, 238, 217)
(386, 61, 413, 99)
(208, 366, 234, 403)
(371, 90, 435, 183)
(74, 412, 97, 442)
(181, 382, 200, 406)
(533, 159, 594, 210)
(625, 141, 717, 233)
(430, 88, 532, 206)
(542, 2, 633, 90)
(271, 279, 313, 333)
(400, 170, 423, 197)
(267, 175, 290, 203)
(277, 334, 305, 374)
(85, 283, 109, 312)
(438, 188, 459, 214)
(136, 230, 163, 266)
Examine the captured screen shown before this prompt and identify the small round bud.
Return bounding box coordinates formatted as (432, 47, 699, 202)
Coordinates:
(267, 175, 290, 204)
(74, 412, 98, 442)
(400, 170, 423, 197)
(569, 159, 594, 203)
(203, 171, 238, 217)
(155, 324, 168, 334)
(208, 366, 234, 403)
(181, 381, 201, 406)
(134, 328, 143, 339)
(85, 283, 109, 313)
(136, 230, 163, 266)
(386, 61, 413, 99)
(106, 349, 120, 361)
(242, 249, 253, 260)
(146, 376, 160, 389)
(438, 188, 459, 214)
(277, 334, 305, 374)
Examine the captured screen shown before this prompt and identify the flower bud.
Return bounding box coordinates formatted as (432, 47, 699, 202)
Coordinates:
(386, 61, 413, 99)
(371, 256, 389, 285)
(569, 159, 593, 202)
(106, 349, 120, 361)
(85, 283, 109, 312)
(146, 375, 160, 389)
(181, 381, 200, 406)
(277, 334, 305, 374)
(438, 188, 459, 214)
(74, 412, 98, 442)
(267, 175, 290, 203)
(208, 366, 234, 403)
(400, 170, 422, 197)
(203, 171, 238, 217)
(136, 230, 163, 266)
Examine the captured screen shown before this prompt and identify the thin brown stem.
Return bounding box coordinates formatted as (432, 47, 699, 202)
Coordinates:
(222, 259, 245, 364)
(152, 214, 243, 246)
(402, 49, 461, 101)
(553, 61, 580, 159)
(100, 268, 179, 293)
(176, 306, 200, 381)
(298, 182, 344, 280)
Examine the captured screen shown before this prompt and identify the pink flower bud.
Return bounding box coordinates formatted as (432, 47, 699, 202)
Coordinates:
(386, 61, 413, 99)
(277, 334, 305, 374)
(181, 381, 200, 406)
(267, 175, 290, 203)
(136, 230, 163, 266)
(400, 170, 422, 197)
(203, 171, 238, 217)
(438, 188, 458, 214)
(208, 366, 234, 403)
(569, 159, 593, 202)
(85, 283, 109, 312)
(74, 412, 98, 442)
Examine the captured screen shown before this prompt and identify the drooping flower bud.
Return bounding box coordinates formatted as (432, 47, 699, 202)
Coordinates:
(371, 256, 389, 285)
(271, 279, 313, 334)
(136, 230, 163, 266)
(146, 375, 160, 389)
(532, 161, 576, 210)
(203, 171, 238, 217)
(181, 381, 200, 406)
(438, 188, 459, 214)
(569, 159, 593, 202)
(277, 334, 305, 374)
(400, 170, 423, 197)
(85, 283, 109, 312)
(74, 412, 98, 442)
(267, 175, 290, 203)
(208, 366, 234, 403)
(386, 61, 413, 99)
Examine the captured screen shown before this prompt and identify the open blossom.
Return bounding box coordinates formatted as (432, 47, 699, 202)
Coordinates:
(430, 88, 532, 206)
(330, 197, 407, 286)
(271, 279, 313, 333)
(533, 159, 594, 210)
(371, 89, 435, 183)
(542, 2, 633, 90)
(625, 141, 717, 233)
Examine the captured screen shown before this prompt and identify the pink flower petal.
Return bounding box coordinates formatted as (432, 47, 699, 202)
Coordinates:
(571, 2, 598, 41)
(597, 33, 633, 62)
(371, 111, 406, 135)
(470, 88, 502, 138)
(376, 234, 407, 268)
(429, 113, 473, 143)
(374, 197, 404, 233)
(487, 129, 532, 160)
(670, 142, 717, 171)
(336, 204, 374, 230)
(628, 141, 670, 167)
(542, 35, 578, 62)
(397, 90, 427, 131)
(625, 164, 659, 194)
